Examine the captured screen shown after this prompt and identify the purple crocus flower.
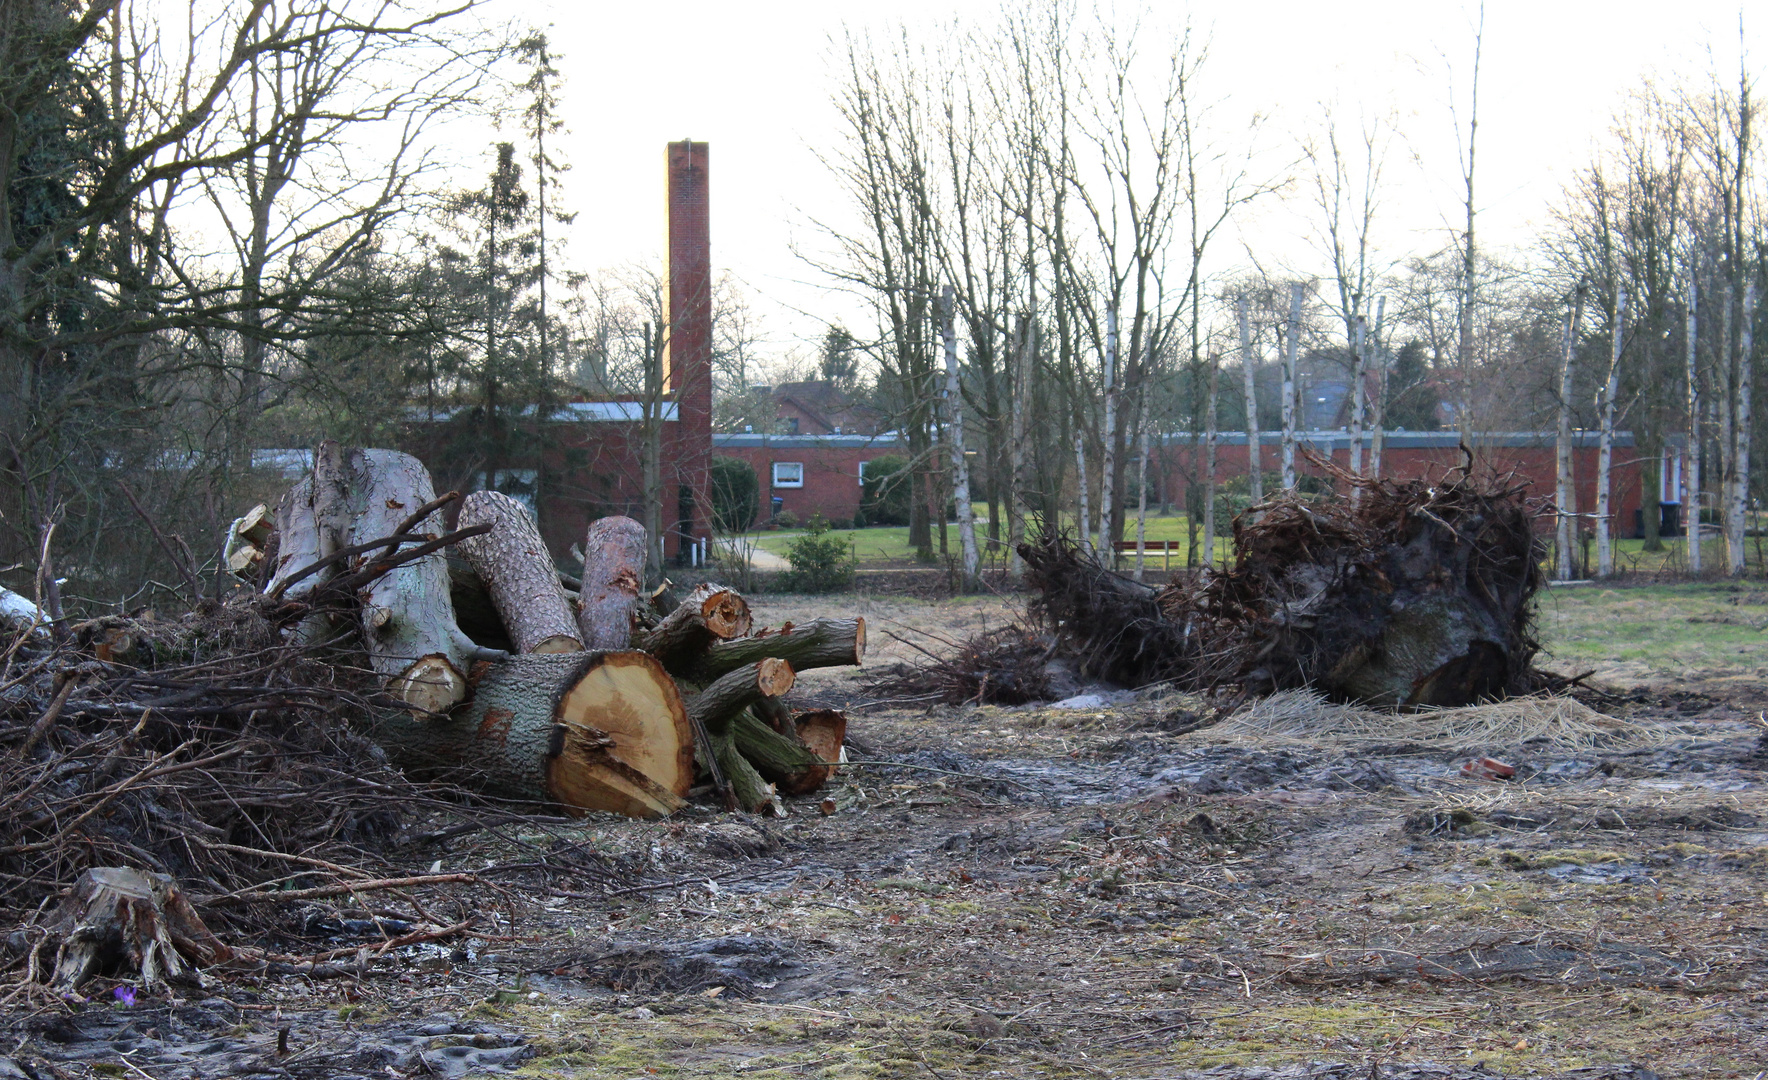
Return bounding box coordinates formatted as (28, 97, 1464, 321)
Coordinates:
(112, 986, 136, 1007)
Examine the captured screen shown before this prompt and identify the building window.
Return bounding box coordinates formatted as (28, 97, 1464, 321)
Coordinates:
(784, 416, 800, 434)
(857, 459, 871, 487)
(772, 462, 804, 488)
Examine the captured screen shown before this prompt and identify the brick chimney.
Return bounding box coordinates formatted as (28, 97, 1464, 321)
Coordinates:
(663, 141, 712, 559)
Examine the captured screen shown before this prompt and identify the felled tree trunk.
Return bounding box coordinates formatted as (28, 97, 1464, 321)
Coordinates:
(346, 449, 473, 715)
(579, 516, 647, 649)
(636, 583, 752, 677)
(687, 658, 795, 734)
(366, 651, 692, 818)
(47, 868, 232, 991)
(731, 709, 840, 796)
(691, 618, 865, 683)
(457, 491, 581, 654)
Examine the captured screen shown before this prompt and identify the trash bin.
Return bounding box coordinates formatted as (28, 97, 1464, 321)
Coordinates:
(771, 496, 784, 520)
(1660, 502, 1681, 538)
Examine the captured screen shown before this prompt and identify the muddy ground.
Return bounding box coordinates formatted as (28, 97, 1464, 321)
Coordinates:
(3, 589, 1766, 1080)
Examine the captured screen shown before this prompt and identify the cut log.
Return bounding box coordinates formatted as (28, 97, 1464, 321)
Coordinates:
(264, 475, 321, 599)
(365, 651, 691, 818)
(731, 709, 841, 796)
(233, 502, 274, 548)
(794, 709, 848, 775)
(457, 491, 582, 654)
(346, 448, 471, 715)
(636, 583, 753, 677)
(0, 583, 47, 638)
(710, 727, 776, 814)
(578, 516, 647, 649)
(47, 867, 232, 991)
(448, 556, 515, 652)
(688, 658, 795, 735)
(692, 617, 865, 683)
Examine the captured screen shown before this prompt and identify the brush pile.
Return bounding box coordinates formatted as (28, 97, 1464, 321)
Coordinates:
(2, 442, 861, 995)
(997, 453, 1543, 707)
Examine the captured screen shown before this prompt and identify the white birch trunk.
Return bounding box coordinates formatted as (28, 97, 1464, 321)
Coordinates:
(1075, 427, 1090, 555)
(1202, 350, 1219, 568)
(941, 286, 980, 590)
(1596, 288, 1626, 578)
(1369, 297, 1387, 480)
(1008, 317, 1035, 578)
(1282, 283, 1303, 491)
(1555, 295, 1584, 581)
(1135, 422, 1149, 582)
(1729, 282, 1756, 576)
(1099, 305, 1118, 562)
(1686, 281, 1702, 574)
(1348, 314, 1367, 490)
(1237, 295, 1261, 503)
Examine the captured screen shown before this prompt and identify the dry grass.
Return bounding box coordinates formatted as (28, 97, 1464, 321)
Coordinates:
(1217, 689, 1696, 752)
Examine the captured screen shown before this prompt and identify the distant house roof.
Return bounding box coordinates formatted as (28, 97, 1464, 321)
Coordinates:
(770, 380, 879, 435)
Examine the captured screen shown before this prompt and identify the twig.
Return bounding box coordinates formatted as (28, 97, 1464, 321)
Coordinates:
(842, 760, 1037, 791)
(202, 872, 480, 907)
(119, 481, 205, 600)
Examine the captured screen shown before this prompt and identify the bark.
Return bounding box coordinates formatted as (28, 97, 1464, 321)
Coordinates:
(263, 475, 323, 600)
(1368, 297, 1387, 479)
(1134, 421, 1149, 582)
(346, 448, 471, 714)
(710, 726, 775, 813)
(1686, 282, 1702, 573)
(1008, 316, 1036, 578)
(1348, 314, 1367, 492)
(1074, 428, 1090, 555)
(943, 286, 981, 590)
(579, 515, 647, 649)
(730, 709, 837, 796)
(457, 490, 581, 654)
(0, 583, 46, 637)
(1238, 295, 1262, 503)
(635, 583, 753, 677)
(1728, 282, 1756, 576)
(1282, 284, 1303, 490)
(1556, 294, 1585, 579)
(1202, 350, 1218, 567)
(366, 651, 691, 818)
(1099, 305, 1118, 559)
(691, 617, 866, 683)
(687, 658, 795, 735)
(1596, 289, 1626, 578)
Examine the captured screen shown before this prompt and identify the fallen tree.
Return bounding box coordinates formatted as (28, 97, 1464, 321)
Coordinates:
(917, 450, 1545, 709)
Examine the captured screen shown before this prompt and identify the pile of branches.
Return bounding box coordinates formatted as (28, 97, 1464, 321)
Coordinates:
(860, 625, 1054, 706)
(0, 596, 463, 935)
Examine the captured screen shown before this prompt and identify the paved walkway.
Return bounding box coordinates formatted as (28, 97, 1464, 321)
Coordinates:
(714, 537, 790, 570)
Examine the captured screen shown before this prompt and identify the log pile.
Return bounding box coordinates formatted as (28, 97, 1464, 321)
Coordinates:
(258, 444, 858, 818)
(1004, 451, 1543, 708)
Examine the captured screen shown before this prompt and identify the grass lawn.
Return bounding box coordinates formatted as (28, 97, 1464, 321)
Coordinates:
(744, 512, 1216, 566)
(1535, 579, 1768, 697)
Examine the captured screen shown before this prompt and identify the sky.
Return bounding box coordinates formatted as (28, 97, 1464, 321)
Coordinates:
(151, 0, 1762, 367)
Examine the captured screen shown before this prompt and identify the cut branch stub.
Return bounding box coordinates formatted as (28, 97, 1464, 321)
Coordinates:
(346, 449, 470, 715)
(691, 617, 865, 684)
(731, 709, 843, 796)
(688, 658, 795, 735)
(579, 516, 647, 650)
(636, 583, 753, 677)
(364, 651, 691, 818)
(457, 491, 582, 654)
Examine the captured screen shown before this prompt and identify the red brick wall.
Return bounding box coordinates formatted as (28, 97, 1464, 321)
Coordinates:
(715, 444, 888, 524)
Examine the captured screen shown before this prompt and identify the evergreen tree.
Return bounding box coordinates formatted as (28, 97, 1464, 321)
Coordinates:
(1385, 340, 1441, 431)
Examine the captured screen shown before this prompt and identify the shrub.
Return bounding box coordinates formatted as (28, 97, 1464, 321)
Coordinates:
(779, 514, 855, 593)
(859, 455, 912, 526)
(774, 509, 800, 530)
(709, 456, 759, 533)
